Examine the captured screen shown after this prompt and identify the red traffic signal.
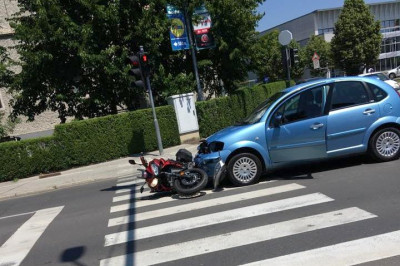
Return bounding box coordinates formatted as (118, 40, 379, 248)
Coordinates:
(127, 55, 145, 88)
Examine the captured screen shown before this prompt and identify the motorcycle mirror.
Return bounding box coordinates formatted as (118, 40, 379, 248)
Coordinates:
(140, 156, 148, 167)
(128, 160, 136, 165)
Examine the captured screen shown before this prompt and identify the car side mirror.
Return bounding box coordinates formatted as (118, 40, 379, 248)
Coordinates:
(273, 113, 283, 127)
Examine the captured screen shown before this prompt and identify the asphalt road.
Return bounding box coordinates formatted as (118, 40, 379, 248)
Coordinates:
(1, 155, 400, 266)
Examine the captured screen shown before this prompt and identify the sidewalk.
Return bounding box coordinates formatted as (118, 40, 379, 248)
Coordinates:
(0, 143, 198, 200)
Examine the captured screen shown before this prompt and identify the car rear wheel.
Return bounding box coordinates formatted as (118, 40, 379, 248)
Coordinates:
(227, 153, 262, 186)
(389, 73, 396, 79)
(369, 127, 400, 162)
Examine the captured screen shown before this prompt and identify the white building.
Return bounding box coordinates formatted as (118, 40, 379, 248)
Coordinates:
(259, 0, 400, 72)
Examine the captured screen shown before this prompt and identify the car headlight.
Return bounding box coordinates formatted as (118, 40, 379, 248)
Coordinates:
(150, 163, 160, 176)
(209, 141, 224, 152)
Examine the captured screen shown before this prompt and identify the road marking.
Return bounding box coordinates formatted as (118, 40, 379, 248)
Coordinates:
(112, 189, 152, 202)
(117, 176, 137, 183)
(108, 183, 305, 226)
(100, 207, 376, 265)
(0, 206, 64, 266)
(105, 193, 333, 245)
(0, 211, 35, 221)
(240, 230, 400, 266)
(110, 181, 277, 212)
(116, 179, 142, 187)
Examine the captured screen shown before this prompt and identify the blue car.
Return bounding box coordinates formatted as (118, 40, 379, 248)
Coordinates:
(195, 77, 400, 187)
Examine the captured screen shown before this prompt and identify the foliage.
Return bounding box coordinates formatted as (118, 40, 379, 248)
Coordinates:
(288, 40, 305, 81)
(152, 64, 195, 105)
(8, 0, 193, 122)
(0, 46, 17, 138)
(202, 0, 265, 93)
(0, 46, 12, 88)
(251, 31, 284, 82)
(0, 112, 19, 138)
(196, 80, 288, 137)
(331, 0, 381, 75)
(7, 0, 265, 122)
(301, 35, 333, 77)
(251, 31, 305, 82)
(0, 105, 179, 182)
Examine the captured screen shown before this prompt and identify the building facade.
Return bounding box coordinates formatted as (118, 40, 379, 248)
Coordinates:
(260, 1, 400, 72)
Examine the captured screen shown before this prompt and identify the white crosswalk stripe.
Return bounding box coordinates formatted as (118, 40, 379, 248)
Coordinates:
(108, 183, 305, 225)
(100, 176, 400, 266)
(100, 207, 376, 266)
(240, 230, 400, 266)
(105, 193, 333, 245)
(0, 206, 64, 266)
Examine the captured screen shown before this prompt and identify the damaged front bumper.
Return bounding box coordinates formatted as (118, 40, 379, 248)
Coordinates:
(194, 150, 230, 189)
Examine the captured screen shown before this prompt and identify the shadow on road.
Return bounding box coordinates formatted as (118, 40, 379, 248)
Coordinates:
(60, 246, 87, 266)
(268, 154, 374, 181)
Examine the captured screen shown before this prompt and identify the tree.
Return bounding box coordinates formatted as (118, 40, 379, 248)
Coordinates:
(8, 0, 194, 123)
(0, 46, 17, 138)
(204, 0, 264, 93)
(7, 0, 265, 123)
(251, 30, 284, 82)
(331, 0, 381, 75)
(288, 40, 305, 80)
(302, 35, 333, 77)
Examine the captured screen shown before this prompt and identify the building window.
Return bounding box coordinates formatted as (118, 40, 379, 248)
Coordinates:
(318, 28, 334, 35)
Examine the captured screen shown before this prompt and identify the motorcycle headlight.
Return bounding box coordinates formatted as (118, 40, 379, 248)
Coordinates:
(150, 163, 160, 176)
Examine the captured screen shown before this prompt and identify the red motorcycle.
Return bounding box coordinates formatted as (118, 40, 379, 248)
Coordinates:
(129, 149, 208, 196)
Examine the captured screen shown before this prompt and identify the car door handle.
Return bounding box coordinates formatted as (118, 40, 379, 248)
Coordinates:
(363, 109, 376, 115)
(310, 123, 324, 130)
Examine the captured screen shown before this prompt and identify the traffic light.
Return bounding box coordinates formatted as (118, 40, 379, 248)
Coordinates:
(127, 54, 145, 88)
(139, 53, 150, 77)
(290, 48, 299, 66)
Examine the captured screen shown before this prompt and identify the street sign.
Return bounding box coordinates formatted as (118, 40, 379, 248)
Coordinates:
(167, 5, 190, 51)
(193, 5, 215, 50)
(312, 52, 320, 61)
(312, 52, 320, 69)
(278, 30, 293, 46)
(313, 60, 320, 69)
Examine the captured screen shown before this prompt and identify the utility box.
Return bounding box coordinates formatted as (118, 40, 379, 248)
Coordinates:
(167, 93, 200, 143)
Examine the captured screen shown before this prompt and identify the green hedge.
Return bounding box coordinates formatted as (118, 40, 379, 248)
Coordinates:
(196, 81, 288, 137)
(0, 105, 180, 182)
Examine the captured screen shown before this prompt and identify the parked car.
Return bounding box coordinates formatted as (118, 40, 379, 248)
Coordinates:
(385, 66, 400, 79)
(359, 72, 400, 89)
(195, 77, 400, 186)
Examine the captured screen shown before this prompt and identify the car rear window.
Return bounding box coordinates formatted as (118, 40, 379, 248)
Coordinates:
(367, 83, 388, 102)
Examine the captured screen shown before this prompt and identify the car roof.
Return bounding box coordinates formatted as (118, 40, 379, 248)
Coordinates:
(283, 76, 387, 94)
(359, 72, 386, 77)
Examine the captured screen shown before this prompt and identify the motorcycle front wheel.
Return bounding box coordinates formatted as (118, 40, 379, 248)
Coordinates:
(173, 168, 208, 196)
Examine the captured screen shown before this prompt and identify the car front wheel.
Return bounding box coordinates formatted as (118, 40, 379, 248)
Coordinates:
(227, 153, 262, 186)
(389, 73, 396, 79)
(369, 127, 400, 162)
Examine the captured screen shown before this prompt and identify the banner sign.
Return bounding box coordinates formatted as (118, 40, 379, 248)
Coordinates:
(167, 5, 190, 51)
(193, 5, 215, 50)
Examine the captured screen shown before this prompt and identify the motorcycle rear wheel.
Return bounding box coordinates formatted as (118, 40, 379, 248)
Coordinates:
(173, 168, 208, 196)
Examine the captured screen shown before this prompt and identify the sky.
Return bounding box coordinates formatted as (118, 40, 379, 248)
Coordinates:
(256, 0, 394, 32)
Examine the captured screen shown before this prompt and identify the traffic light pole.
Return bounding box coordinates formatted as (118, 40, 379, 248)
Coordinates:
(146, 75, 164, 155)
(140, 46, 164, 155)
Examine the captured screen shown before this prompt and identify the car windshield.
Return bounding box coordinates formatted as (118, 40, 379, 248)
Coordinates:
(237, 92, 285, 125)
